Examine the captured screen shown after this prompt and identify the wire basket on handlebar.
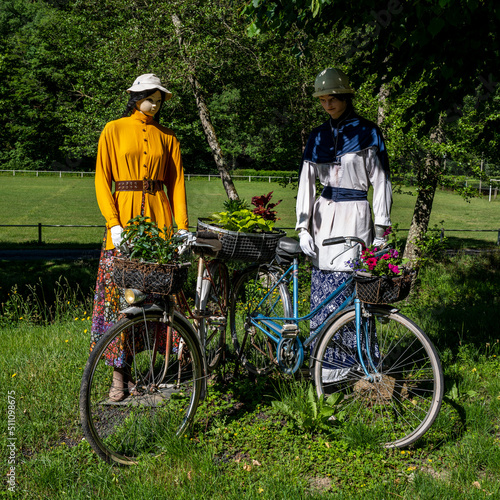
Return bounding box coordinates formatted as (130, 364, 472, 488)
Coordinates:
(197, 218, 285, 263)
(354, 268, 416, 304)
(113, 258, 190, 295)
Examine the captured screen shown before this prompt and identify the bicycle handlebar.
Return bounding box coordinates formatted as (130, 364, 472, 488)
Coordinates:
(178, 232, 222, 256)
(322, 236, 366, 247)
(195, 231, 220, 240)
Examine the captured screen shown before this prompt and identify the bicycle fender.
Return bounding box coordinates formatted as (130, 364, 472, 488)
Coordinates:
(119, 304, 165, 316)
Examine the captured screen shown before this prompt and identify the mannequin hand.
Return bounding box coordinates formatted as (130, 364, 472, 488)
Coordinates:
(177, 229, 195, 243)
(299, 230, 317, 258)
(110, 225, 124, 249)
(373, 225, 389, 248)
(372, 238, 386, 248)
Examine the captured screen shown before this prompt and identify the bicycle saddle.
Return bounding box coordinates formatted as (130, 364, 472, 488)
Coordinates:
(276, 237, 301, 264)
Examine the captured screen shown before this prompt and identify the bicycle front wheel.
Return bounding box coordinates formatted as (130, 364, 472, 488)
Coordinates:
(80, 310, 203, 464)
(230, 265, 292, 375)
(313, 306, 443, 448)
(199, 260, 229, 371)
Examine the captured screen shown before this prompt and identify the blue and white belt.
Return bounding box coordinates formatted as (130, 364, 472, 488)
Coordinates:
(321, 186, 368, 202)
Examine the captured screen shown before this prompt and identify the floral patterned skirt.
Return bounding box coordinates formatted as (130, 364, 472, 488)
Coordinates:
(310, 267, 379, 381)
(89, 232, 169, 368)
(310, 267, 353, 332)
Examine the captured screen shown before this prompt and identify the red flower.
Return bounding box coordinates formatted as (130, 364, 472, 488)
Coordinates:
(251, 192, 282, 222)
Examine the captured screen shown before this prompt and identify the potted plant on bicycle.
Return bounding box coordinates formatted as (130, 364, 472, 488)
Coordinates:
(113, 215, 191, 295)
(197, 192, 286, 263)
(346, 227, 415, 304)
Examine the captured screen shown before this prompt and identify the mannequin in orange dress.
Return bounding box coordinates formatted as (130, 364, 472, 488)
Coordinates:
(90, 74, 189, 401)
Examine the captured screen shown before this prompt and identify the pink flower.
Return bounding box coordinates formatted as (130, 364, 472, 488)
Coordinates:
(383, 226, 392, 237)
(388, 263, 400, 274)
(366, 257, 378, 270)
(381, 253, 390, 260)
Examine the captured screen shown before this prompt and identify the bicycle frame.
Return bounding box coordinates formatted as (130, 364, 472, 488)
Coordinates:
(174, 243, 226, 342)
(247, 257, 379, 380)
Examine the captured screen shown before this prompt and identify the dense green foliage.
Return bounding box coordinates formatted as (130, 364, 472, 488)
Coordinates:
(1, 0, 499, 181)
(120, 215, 187, 263)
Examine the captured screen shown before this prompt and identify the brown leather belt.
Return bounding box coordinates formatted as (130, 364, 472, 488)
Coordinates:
(115, 178, 163, 194)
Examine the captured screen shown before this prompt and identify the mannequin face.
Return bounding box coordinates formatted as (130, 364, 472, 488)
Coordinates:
(136, 90, 163, 116)
(318, 95, 348, 119)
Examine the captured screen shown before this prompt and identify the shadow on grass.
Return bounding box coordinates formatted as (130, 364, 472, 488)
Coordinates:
(405, 251, 500, 355)
(0, 258, 99, 306)
(0, 240, 102, 250)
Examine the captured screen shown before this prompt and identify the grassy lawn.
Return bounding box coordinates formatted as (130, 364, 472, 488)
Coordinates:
(1, 174, 499, 498)
(0, 252, 499, 499)
(0, 175, 498, 247)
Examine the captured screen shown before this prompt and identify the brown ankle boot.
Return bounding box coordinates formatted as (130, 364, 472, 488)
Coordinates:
(109, 367, 128, 402)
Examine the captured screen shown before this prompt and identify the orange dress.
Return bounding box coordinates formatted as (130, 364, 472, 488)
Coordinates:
(90, 110, 188, 357)
(95, 109, 189, 249)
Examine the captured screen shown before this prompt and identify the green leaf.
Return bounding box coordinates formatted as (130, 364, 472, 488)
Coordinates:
(326, 392, 344, 407)
(428, 18, 446, 37)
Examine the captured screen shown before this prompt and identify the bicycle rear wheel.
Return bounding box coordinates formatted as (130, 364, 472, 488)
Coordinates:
(199, 260, 229, 371)
(230, 265, 292, 375)
(313, 306, 443, 448)
(80, 310, 203, 464)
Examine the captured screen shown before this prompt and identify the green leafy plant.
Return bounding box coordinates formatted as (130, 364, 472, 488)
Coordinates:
(210, 209, 275, 232)
(222, 198, 248, 213)
(414, 222, 449, 265)
(209, 193, 281, 232)
(271, 383, 344, 434)
(120, 215, 185, 264)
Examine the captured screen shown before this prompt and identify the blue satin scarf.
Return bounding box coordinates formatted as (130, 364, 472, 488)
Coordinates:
(302, 111, 390, 174)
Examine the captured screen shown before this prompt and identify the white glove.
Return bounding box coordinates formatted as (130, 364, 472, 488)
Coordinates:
(299, 230, 317, 258)
(372, 238, 386, 248)
(110, 225, 124, 249)
(372, 225, 389, 248)
(177, 229, 195, 243)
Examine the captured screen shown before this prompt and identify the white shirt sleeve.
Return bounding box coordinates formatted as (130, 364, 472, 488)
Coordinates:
(368, 151, 392, 227)
(295, 160, 317, 231)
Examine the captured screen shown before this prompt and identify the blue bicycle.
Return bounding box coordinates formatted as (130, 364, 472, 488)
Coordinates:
(229, 236, 444, 448)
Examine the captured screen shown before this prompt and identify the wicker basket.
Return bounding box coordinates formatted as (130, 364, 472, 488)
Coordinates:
(197, 218, 286, 263)
(113, 258, 190, 295)
(354, 269, 416, 304)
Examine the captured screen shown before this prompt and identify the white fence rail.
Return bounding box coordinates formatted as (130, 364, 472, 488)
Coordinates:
(0, 170, 298, 183)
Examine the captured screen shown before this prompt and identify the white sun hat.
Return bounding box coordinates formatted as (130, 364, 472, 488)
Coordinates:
(126, 74, 172, 100)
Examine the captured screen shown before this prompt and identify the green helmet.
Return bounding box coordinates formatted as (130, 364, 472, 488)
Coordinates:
(313, 68, 355, 97)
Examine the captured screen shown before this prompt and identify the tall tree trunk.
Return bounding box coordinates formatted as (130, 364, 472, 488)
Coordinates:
(377, 84, 389, 126)
(171, 13, 239, 201)
(403, 159, 439, 264)
(403, 125, 444, 265)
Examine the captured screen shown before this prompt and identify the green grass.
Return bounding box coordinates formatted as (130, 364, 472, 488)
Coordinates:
(0, 176, 498, 247)
(1, 253, 499, 498)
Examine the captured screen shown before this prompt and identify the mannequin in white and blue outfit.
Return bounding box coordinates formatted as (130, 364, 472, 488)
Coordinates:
(296, 68, 392, 377)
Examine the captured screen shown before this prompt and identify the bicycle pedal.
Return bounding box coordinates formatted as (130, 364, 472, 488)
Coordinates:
(281, 324, 299, 338)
